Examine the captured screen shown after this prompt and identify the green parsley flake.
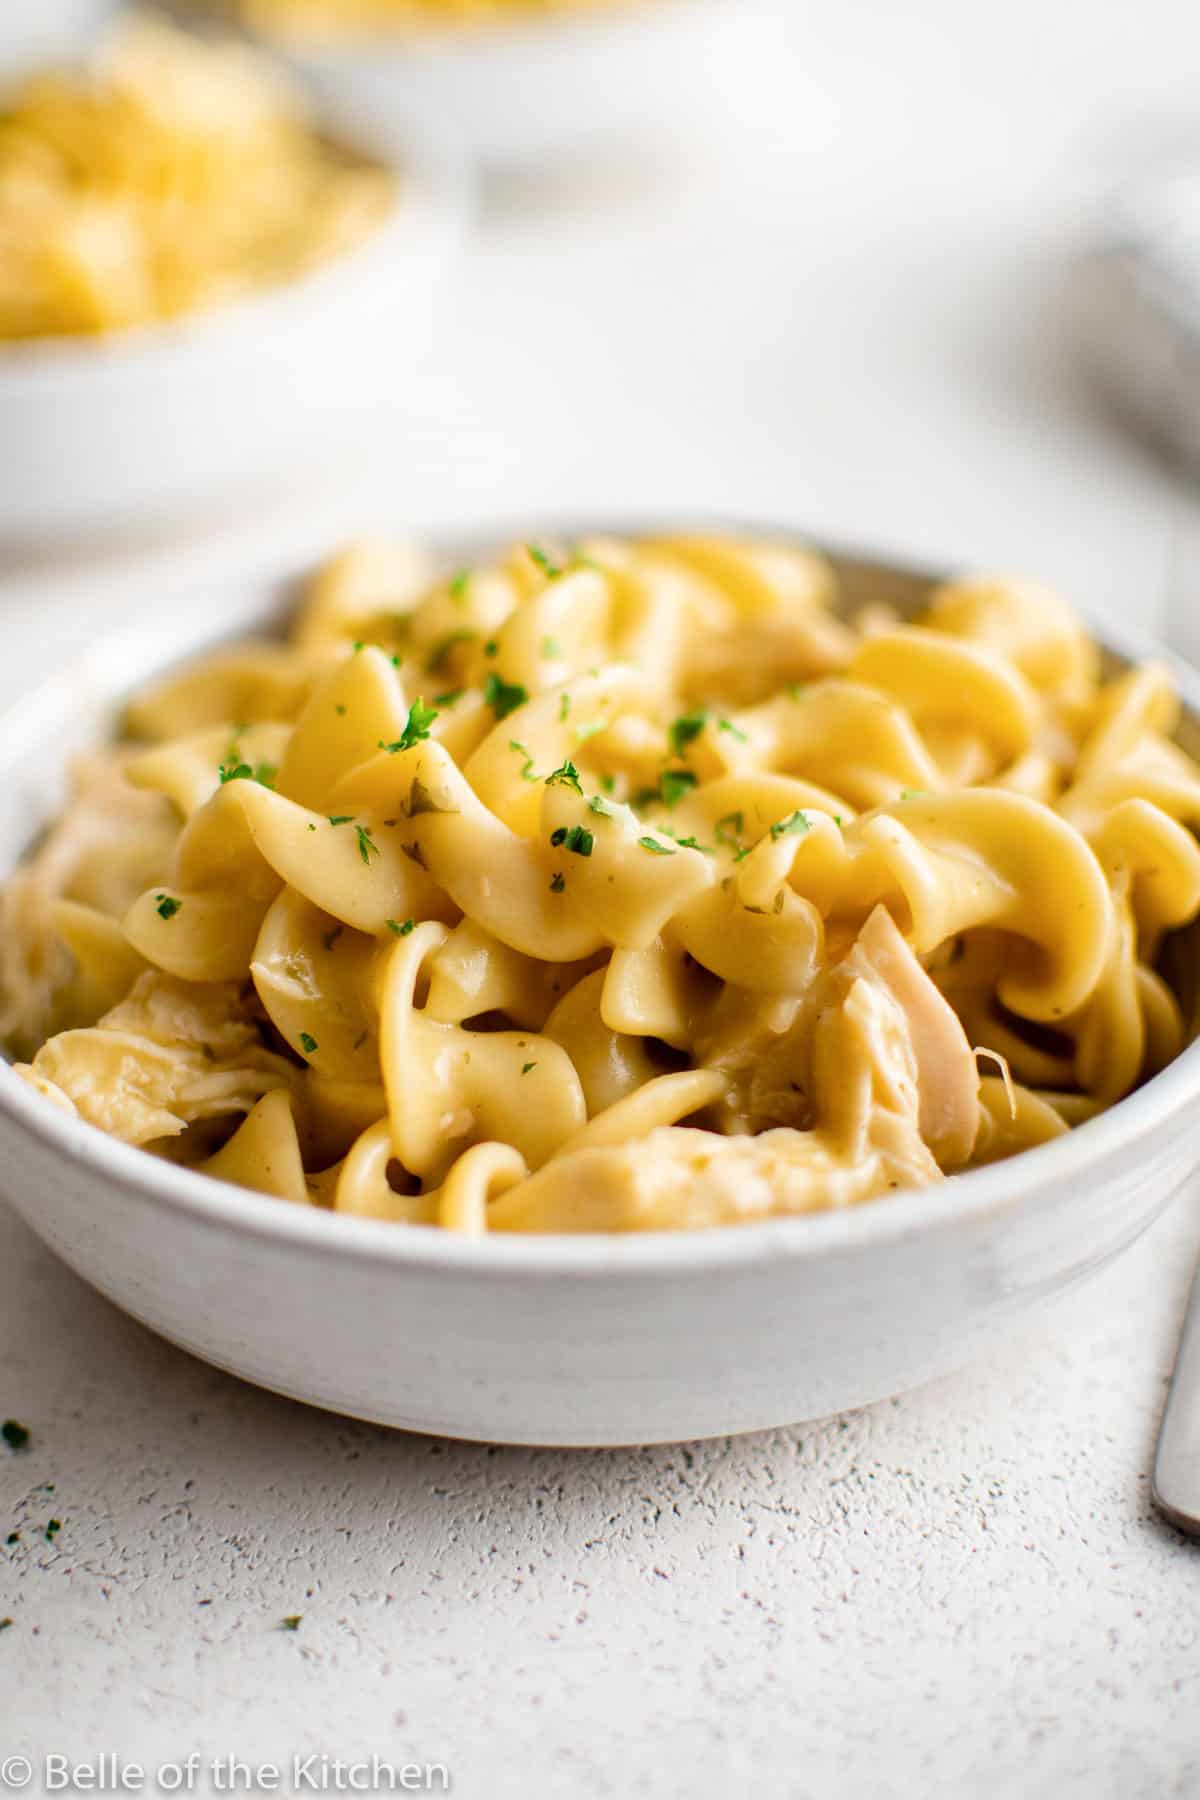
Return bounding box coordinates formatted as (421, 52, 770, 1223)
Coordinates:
(154, 894, 181, 921)
(44, 1519, 61, 1541)
(433, 688, 464, 708)
(0, 1619, 11, 1632)
(550, 872, 566, 893)
(587, 795, 614, 816)
(668, 710, 708, 758)
(484, 639, 499, 658)
(379, 697, 439, 755)
(509, 740, 538, 781)
(280, 1616, 302, 1632)
(425, 630, 476, 675)
(521, 1062, 537, 1076)
(299, 1033, 319, 1056)
(218, 760, 276, 788)
(542, 637, 563, 659)
(714, 811, 744, 850)
(549, 824, 594, 857)
(6, 1533, 18, 1545)
(354, 824, 380, 865)
(770, 811, 811, 840)
(1, 1421, 30, 1452)
(786, 683, 807, 700)
(449, 568, 471, 600)
(638, 836, 676, 856)
(328, 814, 353, 827)
(484, 672, 529, 720)
(559, 693, 571, 722)
(335, 704, 347, 716)
(599, 773, 617, 794)
(659, 769, 698, 809)
(527, 544, 562, 580)
(718, 718, 748, 742)
(386, 918, 415, 937)
(573, 718, 607, 745)
(545, 759, 583, 794)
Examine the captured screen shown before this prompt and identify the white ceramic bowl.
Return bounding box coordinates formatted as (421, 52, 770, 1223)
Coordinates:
(0, 525, 1197, 1447)
(263, 0, 746, 166)
(0, 97, 471, 545)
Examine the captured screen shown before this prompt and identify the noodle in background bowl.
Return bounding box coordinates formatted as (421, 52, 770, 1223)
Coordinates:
(1, 521, 1198, 1447)
(0, 92, 472, 545)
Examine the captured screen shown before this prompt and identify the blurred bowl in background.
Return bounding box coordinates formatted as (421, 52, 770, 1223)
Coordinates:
(246, 0, 745, 166)
(0, 97, 472, 547)
(0, 0, 121, 79)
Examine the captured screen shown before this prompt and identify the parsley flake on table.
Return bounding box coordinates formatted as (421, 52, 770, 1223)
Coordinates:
(44, 1519, 61, 1541)
(1, 1421, 29, 1452)
(279, 1615, 302, 1632)
(484, 672, 529, 720)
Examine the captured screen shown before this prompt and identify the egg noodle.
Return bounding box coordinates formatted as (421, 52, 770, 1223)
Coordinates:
(5, 533, 1200, 1234)
(0, 17, 394, 340)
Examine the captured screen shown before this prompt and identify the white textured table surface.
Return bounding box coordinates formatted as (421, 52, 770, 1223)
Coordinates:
(4, 2, 1200, 1794)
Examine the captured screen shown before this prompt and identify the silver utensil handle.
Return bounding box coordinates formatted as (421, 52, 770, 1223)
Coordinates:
(1154, 1259, 1200, 1535)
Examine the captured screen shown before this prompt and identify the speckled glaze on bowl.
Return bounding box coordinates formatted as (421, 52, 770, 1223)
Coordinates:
(0, 523, 1196, 1447)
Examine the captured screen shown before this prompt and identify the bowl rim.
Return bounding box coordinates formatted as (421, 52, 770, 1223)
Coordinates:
(1, 514, 1197, 1279)
(231, 0, 707, 60)
(0, 90, 472, 379)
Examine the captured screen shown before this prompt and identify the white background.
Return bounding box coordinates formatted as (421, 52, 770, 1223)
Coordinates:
(3, 1, 1200, 1794)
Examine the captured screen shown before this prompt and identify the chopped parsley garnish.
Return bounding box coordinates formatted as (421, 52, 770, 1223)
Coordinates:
(786, 683, 806, 700)
(328, 814, 353, 827)
(550, 872, 566, 893)
(638, 836, 676, 855)
(306, 822, 317, 832)
(280, 1615, 302, 1632)
(218, 759, 276, 788)
(449, 568, 471, 600)
(379, 696, 439, 754)
(659, 769, 698, 808)
(549, 824, 594, 857)
(542, 637, 562, 659)
(154, 894, 181, 921)
(484, 639, 499, 658)
(668, 709, 708, 758)
(425, 630, 476, 674)
(559, 693, 571, 722)
(299, 1033, 318, 1055)
(588, 794, 614, 816)
(44, 1519, 61, 1541)
(670, 834, 715, 853)
(510, 740, 538, 781)
(770, 810, 811, 841)
(335, 704, 347, 716)
(484, 672, 529, 720)
(718, 718, 748, 742)
(5, 1533, 18, 1544)
(599, 773, 617, 794)
(1, 1421, 29, 1452)
(545, 759, 583, 794)
(354, 823, 380, 865)
(0, 1619, 11, 1632)
(521, 1062, 537, 1076)
(433, 688, 464, 708)
(387, 918, 415, 937)
(573, 718, 608, 745)
(527, 543, 562, 580)
(714, 811, 744, 849)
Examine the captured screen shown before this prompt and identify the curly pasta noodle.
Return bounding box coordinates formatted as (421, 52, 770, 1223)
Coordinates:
(7, 532, 1200, 1234)
(0, 17, 394, 340)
